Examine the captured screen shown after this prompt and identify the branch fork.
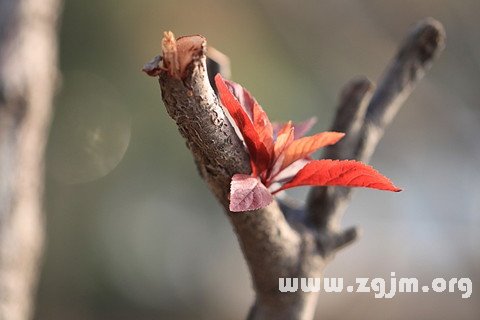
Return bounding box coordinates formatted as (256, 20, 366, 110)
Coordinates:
(144, 19, 445, 320)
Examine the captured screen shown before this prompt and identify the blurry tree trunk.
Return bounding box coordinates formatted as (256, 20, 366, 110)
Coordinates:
(0, 0, 61, 319)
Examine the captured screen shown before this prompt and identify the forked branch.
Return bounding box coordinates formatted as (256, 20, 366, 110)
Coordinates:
(144, 18, 445, 320)
(307, 18, 446, 237)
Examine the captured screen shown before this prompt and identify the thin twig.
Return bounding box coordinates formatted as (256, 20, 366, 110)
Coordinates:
(307, 78, 374, 231)
(307, 18, 446, 254)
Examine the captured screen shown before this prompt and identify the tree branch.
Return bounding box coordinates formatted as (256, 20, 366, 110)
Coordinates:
(145, 18, 445, 319)
(307, 77, 374, 230)
(307, 18, 446, 243)
(144, 33, 314, 319)
(356, 17, 446, 162)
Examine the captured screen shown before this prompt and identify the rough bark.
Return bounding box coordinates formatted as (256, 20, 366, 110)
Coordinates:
(0, 1, 61, 319)
(144, 18, 445, 320)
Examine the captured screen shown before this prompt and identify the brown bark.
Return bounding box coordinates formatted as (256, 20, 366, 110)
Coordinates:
(0, 1, 62, 319)
(145, 18, 445, 320)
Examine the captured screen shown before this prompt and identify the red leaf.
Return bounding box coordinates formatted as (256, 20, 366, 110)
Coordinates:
(215, 74, 270, 175)
(225, 80, 274, 157)
(267, 122, 295, 181)
(274, 160, 401, 193)
(230, 174, 273, 212)
(280, 132, 345, 171)
(292, 117, 317, 139)
(252, 100, 274, 155)
(272, 158, 310, 183)
(273, 117, 317, 140)
(224, 80, 255, 120)
(273, 121, 294, 159)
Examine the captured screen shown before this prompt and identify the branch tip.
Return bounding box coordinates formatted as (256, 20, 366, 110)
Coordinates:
(331, 226, 361, 252)
(143, 32, 207, 79)
(405, 18, 446, 65)
(332, 76, 374, 134)
(339, 77, 374, 107)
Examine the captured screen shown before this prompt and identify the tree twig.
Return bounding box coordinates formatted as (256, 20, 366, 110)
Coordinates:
(307, 77, 374, 231)
(307, 18, 446, 247)
(356, 18, 446, 162)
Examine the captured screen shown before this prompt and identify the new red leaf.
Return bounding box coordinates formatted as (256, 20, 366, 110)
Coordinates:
(292, 117, 317, 140)
(225, 79, 274, 156)
(273, 158, 310, 184)
(230, 174, 273, 212)
(252, 100, 274, 155)
(215, 74, 270, 175)
(273, 121, 294, 159)
(273, 117, 318, 140)
(280, 132, 345, 171)
(224, 80, 255, 119)
(274, 160, 401, 193)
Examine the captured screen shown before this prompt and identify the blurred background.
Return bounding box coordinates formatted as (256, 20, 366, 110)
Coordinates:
(38, 0, 479, 319)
